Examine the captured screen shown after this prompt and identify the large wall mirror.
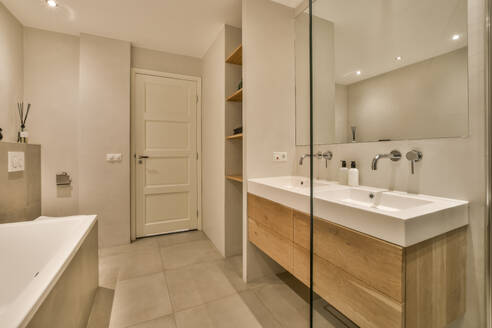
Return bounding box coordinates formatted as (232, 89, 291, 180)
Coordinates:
(295, 0, 469, 145)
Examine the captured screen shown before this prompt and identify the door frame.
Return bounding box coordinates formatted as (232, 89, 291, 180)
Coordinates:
(130, 68, 202, 241)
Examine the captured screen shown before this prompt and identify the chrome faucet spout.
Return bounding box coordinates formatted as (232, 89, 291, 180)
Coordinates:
(299, 152, 329, 166)
(299, 154, 309, 165)
(371, 150, 402, 170)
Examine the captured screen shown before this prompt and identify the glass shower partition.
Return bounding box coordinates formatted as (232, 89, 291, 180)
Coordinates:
(306, 0, 485, 327)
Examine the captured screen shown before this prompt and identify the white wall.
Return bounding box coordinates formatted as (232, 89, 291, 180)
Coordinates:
(202, 28, 226, 256)
(131, 46, 202, 77)
(23, 28, 80, 216)
(242, 0, 296, 280)
(78, 34, 131, 248)
(295, 0, 486, 325)
(0, 2, 23, 142)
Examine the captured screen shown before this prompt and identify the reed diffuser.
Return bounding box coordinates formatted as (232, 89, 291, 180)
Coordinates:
(17, 102, 31, 143)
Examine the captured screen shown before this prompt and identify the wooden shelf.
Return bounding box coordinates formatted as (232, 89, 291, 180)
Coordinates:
(226, 133, 243, 140)
(226, 175, 243, 183)
(226, 88, 242, 102)
(226, 45, 242, 65)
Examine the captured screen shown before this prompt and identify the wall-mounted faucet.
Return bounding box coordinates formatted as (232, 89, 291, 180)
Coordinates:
(406, 150, 423, 174)
(299, 151, 333, 166)
(321, 151, 333, 168)
(371, 150, 401, 170)
(299, 153, 313, 166)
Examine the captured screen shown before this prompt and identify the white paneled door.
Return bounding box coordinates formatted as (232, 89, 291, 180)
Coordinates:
(134, 72, 200, 237)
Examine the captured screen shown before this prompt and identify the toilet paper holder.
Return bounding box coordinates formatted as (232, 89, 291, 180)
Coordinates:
(56, 172, 72, 186)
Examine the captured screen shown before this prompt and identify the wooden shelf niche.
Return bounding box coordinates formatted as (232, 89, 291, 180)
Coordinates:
(225, 44, 242, 65)
(226, 133, 243, 140)
(226, 88, 242, 102)
(226, 175, 243, 183)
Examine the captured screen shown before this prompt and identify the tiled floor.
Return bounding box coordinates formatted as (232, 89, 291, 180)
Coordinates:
(94, 230, 352, 328)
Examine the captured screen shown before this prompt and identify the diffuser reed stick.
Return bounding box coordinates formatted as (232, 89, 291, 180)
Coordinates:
(17, 102, 31, 143)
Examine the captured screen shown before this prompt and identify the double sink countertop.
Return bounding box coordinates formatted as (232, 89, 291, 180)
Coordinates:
(248, 176, 468, 247)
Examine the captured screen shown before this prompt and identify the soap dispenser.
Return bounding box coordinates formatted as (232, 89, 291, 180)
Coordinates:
(348, 161, 359, 187)
(338, 160, 348, 185)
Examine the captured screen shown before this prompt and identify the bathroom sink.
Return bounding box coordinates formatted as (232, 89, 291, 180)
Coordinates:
(321, 187, 433, 212)
(248, 176, 468, 246)
(249, 176, 341, 195)
(248, 176, 345, 214)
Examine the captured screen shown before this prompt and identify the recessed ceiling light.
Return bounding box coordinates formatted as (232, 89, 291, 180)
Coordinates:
(395, 56, 402, 61)
(452, 34, 460, 41)
(46, 0, 57, 8)
(356, 71, 361, 76)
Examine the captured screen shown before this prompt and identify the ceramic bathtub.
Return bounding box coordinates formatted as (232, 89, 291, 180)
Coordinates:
(0, 215, 98, 328)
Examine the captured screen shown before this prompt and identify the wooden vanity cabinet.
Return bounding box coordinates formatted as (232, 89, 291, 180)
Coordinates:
(247, 193, 466, 328)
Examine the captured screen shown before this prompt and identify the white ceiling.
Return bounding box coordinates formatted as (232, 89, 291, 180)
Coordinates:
(2, 0, 242, 58)
(311, 0, 468, 84)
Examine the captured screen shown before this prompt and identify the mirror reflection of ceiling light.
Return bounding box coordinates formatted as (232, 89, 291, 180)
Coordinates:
(395, 56, 402, 61)
(356, 71, 361, 76)
(46, 0, 57, 7)
(452, 34, 460, 40)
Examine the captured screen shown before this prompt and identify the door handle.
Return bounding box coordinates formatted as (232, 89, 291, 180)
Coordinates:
(138, 155, 149, 159)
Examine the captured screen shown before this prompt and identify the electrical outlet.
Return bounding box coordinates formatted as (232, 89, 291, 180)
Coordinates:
(106, 153, 122, 162)
(273, 152, 287, 162)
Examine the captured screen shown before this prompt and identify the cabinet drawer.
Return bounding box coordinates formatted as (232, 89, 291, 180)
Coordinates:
(248, 193, 293, 240)
(248, 218, 293, 271)
(293, 244, 310, 285)
(293, 211, 404, 302)
(296, 246, 403, 328)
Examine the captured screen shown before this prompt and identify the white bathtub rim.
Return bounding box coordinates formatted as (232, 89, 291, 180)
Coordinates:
(2, 215, 97, 328)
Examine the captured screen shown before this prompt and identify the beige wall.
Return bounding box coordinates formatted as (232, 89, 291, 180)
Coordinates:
(295, 0, 487, 325)
(346, 47, 468, 143)
(202, 28, 226, 256)
(131, 46, 202, 77)
(0, 142, 41, 223)
(242, 0, 296, 280)
(0, 2, 23, 142)
(20, 28, 131, 248)
(78, 34, 131, 248)
(23, 28, 80, 217)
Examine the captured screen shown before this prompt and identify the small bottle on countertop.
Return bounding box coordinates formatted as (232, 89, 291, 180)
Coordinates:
(338, 160, 348, 185)
(348, 161, 359, 187)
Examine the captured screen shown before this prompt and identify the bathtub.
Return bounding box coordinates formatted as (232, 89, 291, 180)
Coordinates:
(0, 215, 98, 328)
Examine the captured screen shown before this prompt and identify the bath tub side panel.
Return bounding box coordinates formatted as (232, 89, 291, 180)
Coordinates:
(26, 222, 99, 328)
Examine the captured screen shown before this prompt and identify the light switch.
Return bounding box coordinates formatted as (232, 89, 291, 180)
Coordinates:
(8, 152, 25, 172)
(106, 153, 122, 162)
(273, 152, 287, 162)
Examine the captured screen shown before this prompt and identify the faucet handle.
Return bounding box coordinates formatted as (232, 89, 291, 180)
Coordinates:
(322, 151, 333, 168)
(406, 150, 423, 174)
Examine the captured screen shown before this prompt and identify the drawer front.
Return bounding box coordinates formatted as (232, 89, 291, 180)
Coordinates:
(248, 193, 293, 240)
(248, 218, 293, 271)
(294, 211, 404, 302)
(296, 246, 403, 328)
(293, 244, 310, 285)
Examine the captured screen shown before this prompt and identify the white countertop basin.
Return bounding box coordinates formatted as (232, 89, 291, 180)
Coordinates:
(248, 176, 468, 247)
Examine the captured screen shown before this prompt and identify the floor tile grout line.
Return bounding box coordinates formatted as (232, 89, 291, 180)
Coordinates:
(250, 286, 287, 328)
(122, 314, 176, 328)
(171, 289, 241, 314)
(100, 232, 208, 258)
(157, 244, 177, 315)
